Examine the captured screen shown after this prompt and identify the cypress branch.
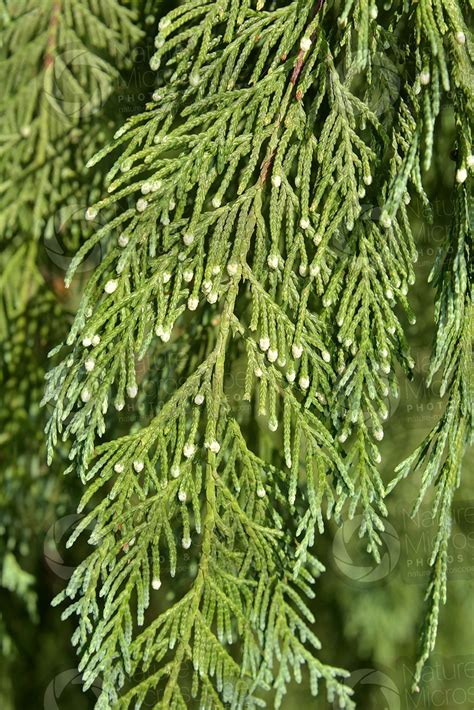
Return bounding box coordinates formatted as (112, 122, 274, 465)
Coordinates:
(36, 0, 474, 706)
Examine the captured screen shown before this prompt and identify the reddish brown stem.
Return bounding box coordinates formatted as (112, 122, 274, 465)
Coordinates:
(44, 1, 61, 69)
(290, 0, 326, 95)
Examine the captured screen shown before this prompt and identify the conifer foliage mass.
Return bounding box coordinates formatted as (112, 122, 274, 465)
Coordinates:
(0, 0, 145, 683)
(1, 0, 473, 708)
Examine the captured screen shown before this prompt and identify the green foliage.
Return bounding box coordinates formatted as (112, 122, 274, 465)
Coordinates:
(0, 0, 472, 708)
(388, 182, 473, 686)
(0, 0, 142, 235)
(0, 0, 147, 694)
